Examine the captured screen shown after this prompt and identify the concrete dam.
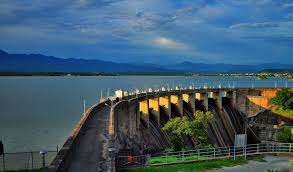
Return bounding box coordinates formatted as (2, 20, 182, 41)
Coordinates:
(47, 87, 291, 172)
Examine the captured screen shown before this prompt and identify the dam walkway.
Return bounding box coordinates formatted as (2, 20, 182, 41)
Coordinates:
(67, 105, 110, 172)
(47, 100, 111, 172)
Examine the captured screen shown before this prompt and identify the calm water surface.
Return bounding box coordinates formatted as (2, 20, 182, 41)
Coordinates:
(0, 76, 292, 152)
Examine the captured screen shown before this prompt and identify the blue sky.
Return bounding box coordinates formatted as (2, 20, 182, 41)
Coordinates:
(0, 0, 293, 64)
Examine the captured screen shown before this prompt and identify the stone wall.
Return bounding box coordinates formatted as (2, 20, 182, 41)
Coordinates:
(111, 99, 141, 150)
(235, 88, 281, 117)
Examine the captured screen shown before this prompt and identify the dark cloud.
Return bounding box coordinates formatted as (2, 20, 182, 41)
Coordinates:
(0, 0, 293, 64)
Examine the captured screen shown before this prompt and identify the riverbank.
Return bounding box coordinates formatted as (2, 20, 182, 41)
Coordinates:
(0, 72, 292, 79)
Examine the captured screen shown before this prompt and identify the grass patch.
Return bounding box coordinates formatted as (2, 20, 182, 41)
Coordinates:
(272, 108, 293, 119)
(120, 156, 265, 172)
(148, 155, 208, 164)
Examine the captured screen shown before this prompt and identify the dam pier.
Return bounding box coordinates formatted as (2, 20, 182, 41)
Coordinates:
(47, 87, 292, 172)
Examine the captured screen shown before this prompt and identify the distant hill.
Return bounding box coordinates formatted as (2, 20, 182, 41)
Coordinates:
(166, 61, 293, 73)
(0, 49, 166, 73)
(260, 69, 293, 73)
(0, 49, 292, 74)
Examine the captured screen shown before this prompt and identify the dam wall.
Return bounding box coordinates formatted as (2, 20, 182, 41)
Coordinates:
(110, 99, 141, 150)
(235, 88, 288, 117)
(110, 88, 289, 151)
(48, 87, 291, 172)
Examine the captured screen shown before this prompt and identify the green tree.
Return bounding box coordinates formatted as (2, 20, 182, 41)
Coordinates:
(162, 117, 187, 151)
(191, 111, 214, 147)
(162, 111, 214, 151)
(284, 97, 293, 110)
(276, 126, 292, 143)
(270, 89, 293, 110)
(194, 110, 214, 122)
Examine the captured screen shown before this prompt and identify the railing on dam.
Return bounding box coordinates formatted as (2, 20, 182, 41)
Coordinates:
(117, 142, 293, 168)
(0, 148, 58, 171)
(109, 80, 292, 97)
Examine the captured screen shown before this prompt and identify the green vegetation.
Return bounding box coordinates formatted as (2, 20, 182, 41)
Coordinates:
(267, 169, 279, 172)
(270, 89, 293, 142)
(147, 151, 267, 165)
(256, 75, 268, 80)
(270, 88, 293, 119)
(120, 156, 265, 172)
(276, 126, 293, 143)
(148, 154, 209, 165)
(270, 89, 293, 110)
(162, 111, 214, 151)
(272, 108, 293, 119)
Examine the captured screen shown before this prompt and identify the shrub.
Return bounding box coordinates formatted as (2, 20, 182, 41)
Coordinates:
(270, 89, 293, 110)
(162, 111, 214, 151)
(276, 126, 292, 143)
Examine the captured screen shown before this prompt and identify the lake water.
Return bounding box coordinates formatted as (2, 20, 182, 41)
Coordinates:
(0, 76, 292, 152)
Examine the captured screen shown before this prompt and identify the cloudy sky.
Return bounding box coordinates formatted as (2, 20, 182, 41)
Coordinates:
(0, 0, 293, 64)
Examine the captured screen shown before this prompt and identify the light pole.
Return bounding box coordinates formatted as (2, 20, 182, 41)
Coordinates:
(100, 90, 103, 100)
(39, 150, 47, 171)
(83, 99, 86, 114)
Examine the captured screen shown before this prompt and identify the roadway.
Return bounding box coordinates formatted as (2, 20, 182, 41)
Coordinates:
(67, 106, 110, 172)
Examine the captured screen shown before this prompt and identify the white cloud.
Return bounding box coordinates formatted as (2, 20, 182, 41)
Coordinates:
(283, 3, 293, 8)
(152, 37, 188, 49)
(192, 19, 204, 24)
(231, 0, 273, 5)
(229, 22, 279, 29)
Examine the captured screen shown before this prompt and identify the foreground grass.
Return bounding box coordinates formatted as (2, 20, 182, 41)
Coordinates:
(272, 108, 293, 119)
(120, 156, 266, 172)
(148, 153, 266, 165)
(149, 154, 209, 164)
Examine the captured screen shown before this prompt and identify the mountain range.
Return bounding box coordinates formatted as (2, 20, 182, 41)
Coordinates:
(0, 49, 292, 73)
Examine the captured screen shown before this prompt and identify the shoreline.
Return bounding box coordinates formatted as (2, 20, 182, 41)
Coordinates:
(0, 72, 291, 78)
